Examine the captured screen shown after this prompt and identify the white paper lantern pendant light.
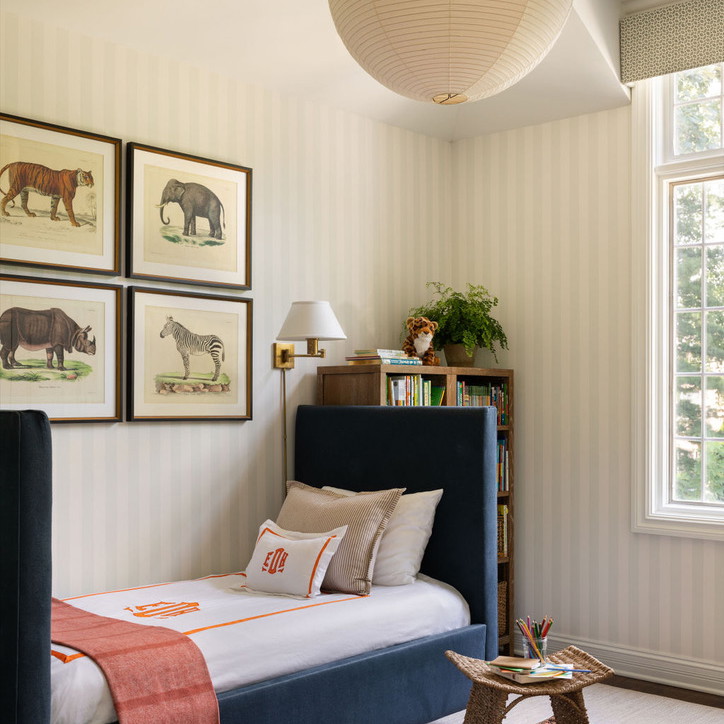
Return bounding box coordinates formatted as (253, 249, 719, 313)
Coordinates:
(329, 0, 573, 105)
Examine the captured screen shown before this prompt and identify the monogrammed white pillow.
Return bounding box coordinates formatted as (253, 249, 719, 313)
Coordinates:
(244, 520, 347, 598)
(322, 487, 443, 586)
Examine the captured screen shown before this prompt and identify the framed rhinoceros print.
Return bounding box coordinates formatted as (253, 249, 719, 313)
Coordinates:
(0, 113, 121, 275)
(127, 287, 252, 422)
(127, 143, 252, 290)
(0, 274, 122, 422)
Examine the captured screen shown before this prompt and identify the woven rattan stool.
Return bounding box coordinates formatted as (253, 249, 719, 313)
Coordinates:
(446, 645, 614, 724)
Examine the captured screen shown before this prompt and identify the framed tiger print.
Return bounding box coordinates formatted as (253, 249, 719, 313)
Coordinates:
(127, 143, 252, 289)
(127, 287, 252, 421)
(0, 274, 122, 422)
(0, 113, 121, 275)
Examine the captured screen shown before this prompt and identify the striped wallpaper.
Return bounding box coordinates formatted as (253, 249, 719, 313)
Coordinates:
(0, 12, 453, 596)
(452, 110, 723, 690)
(2, 10, 722, 693)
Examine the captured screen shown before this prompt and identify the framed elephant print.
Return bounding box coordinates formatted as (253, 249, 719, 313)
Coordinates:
(127, 287, 252, 421)
(0, 274, 122, 422)
(0, 113, 121, 274)
(127, 143, 252, 289)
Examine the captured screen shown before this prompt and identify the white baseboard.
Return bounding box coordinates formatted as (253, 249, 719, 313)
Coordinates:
(514, 633, 724, 696)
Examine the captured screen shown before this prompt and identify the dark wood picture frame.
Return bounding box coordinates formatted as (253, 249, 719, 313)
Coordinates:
(127, 286, 252, 421)
(127, 143, 252, 289)
(0, 274, 122, 422)
(0, 113, 121, 275)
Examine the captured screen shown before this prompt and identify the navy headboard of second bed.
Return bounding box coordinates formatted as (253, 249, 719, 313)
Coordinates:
(294, 404, 499, 655)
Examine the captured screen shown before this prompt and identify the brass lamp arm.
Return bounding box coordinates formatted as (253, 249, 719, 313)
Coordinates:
(273, 339, 326, 369)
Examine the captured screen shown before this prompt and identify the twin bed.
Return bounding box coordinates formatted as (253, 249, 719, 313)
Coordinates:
(3, 404, 499, 724)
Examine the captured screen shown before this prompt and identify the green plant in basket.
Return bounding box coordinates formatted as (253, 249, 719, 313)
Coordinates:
(406, 282, 508, 363)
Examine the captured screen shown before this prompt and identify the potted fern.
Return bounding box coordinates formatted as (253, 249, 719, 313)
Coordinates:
(406, 282, 508, 366)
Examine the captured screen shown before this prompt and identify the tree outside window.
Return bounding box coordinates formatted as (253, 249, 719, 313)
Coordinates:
(673, 177, 724, 505)
(673, 64, 723, 156)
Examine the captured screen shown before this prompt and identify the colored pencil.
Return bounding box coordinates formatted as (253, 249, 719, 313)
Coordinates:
(516, 618, 544, 661)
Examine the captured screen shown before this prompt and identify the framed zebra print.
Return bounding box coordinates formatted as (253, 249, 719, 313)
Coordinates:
(0, 113, 121, 275)
(127, 143, 252, 290)
(127, 287, 252, 421)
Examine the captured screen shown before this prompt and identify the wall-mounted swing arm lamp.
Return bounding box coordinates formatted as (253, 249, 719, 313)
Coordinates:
(273, 301, 346, 369)
(273, 301, 346, 491)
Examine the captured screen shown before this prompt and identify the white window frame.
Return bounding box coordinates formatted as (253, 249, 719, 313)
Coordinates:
(632, 75, 724, 541)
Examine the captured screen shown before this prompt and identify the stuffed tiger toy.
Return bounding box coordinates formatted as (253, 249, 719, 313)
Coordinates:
(402, 316, 440, 366)
(0, 161, 94, 227)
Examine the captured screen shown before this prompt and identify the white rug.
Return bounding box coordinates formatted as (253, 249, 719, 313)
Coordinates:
(430, 683, 724, 723)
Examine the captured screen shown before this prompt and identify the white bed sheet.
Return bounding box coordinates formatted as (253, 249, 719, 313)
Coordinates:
(50, 572, 470, 724)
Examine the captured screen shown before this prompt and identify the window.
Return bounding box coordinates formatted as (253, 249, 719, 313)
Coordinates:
(672, 176, 724, 506)
(671, 64, 723, 158)
(633, 64, 724, 540)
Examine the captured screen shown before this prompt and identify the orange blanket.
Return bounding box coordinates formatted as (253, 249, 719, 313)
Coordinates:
(51, 598, 219, 724)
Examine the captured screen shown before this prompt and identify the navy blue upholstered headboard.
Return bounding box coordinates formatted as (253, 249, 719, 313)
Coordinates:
(1, 410, 53, 724)
(294, 405, 499, 656)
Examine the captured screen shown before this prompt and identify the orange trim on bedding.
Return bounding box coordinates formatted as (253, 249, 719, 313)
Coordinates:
(51, 590, 365, 663)
(182, 595, 363, 635)
(62, 573, 245, 601)
(257, 528, 340, 545)
(51, 649, 85, 663)
(257, 527, 284, 542)
(307, 537, 333, 596)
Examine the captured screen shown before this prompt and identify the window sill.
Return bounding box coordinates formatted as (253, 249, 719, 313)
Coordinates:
(633, 506, 724, 541)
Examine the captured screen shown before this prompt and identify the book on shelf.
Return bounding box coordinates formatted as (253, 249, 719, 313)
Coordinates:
(430, 385, 445, 406)
(497, 438, 509, 491)
(456, 380, 510, 425)
(386, 375, 443, 406)
(354, 348, 409, 357)
(347, 356, 422, 366)
(497, 504, 509, 557)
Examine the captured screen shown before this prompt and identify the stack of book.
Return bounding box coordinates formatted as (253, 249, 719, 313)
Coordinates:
(486, 656, 573, 684)
(346, 349, 421, 366)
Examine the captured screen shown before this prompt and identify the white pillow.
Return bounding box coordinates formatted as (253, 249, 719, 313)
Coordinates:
(322, 487, 443, 586)
(244, 520, 347, 598)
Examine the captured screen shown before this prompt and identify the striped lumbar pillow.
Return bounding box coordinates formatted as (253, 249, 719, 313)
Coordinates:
(277, 482, 404, 595)
(322, 487, 443, 586)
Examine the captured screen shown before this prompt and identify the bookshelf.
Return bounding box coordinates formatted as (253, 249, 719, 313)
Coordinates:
(317, 364, 515, 654)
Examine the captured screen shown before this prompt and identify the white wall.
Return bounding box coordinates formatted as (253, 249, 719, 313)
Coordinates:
(0, 12, 453, 596)
(452, 111, 724, 690)
(2, 10, 722, 693)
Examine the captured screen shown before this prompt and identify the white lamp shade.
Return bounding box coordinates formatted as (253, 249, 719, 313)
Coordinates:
(328, 0, 573, 105)
(277, 301, 347, 341)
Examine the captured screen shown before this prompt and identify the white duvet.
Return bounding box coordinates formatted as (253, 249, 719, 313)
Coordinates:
(51, 573, 470, 724)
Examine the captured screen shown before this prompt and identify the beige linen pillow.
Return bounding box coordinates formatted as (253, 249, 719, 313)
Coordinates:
(276, 482, 404, 595)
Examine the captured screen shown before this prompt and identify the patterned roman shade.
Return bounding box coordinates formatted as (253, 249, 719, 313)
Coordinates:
(620, 0, 724, 83)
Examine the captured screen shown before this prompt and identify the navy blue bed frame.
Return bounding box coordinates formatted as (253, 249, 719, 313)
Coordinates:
(3, 405, 498, 724)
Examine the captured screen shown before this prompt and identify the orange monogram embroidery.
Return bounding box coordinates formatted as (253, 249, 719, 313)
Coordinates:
(124, 601, 200, 618)
(262, 547, 288, 574)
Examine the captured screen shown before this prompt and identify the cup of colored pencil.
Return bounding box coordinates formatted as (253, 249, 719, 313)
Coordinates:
(517, 616, 553, 663)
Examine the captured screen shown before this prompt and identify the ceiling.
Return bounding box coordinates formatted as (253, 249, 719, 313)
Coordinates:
(9, 0, 634, 141)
